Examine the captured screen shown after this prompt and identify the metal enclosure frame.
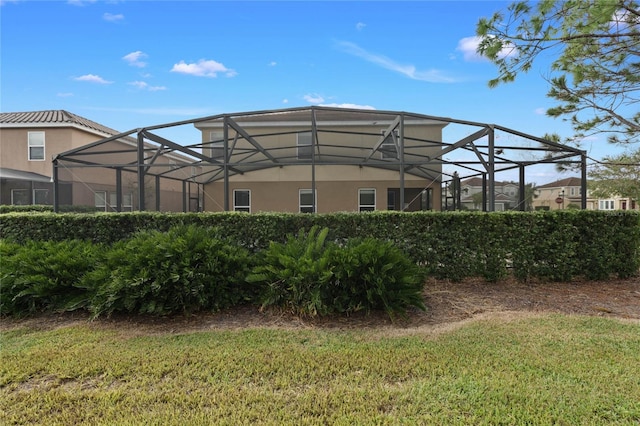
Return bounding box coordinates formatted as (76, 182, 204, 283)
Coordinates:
(52, 106, 587, 212)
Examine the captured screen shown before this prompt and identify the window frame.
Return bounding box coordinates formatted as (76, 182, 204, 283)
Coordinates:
(233, 189, 251, 213)
(598, 199, 615, 210)
(108, 192, 134, 212)
(11, 189, 29, 205)
(380, 130, 398, 160)
(299, 189, 316, 213)
(297, 132, 313, 160)
(358, 188, 376, 212)
(208, 131, 226, 160)
(33, 188, 49, 205)
(28, 131, 45, 161)
(95, 191, 107, 211)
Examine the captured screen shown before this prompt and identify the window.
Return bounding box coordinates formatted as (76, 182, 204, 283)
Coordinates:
(95, 191, 107, 211)
(11, 189, 29, 205)
(109, 193, 133, 211)
(28, 132, 45, 161)
(233, 189, 251, 212)
(33, 189, 49, 205)
(207, 131, 226, 159)
(387, 189, 396, 210)
(570, 187, 581, 196)
(359, 189, 376, 212)
(599, 200, 615, 210)
(299, 189, 316, 213)
(380, 130, 398, 159)
(297, 132, 312, 160)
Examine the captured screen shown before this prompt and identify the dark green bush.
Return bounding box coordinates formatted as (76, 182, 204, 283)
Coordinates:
(330, 238, 426, 317)
(88, 225, 253, 317)
(248, 227, 426, 317)
(0, 239, 102, 316)
(248, 227, 337, 316)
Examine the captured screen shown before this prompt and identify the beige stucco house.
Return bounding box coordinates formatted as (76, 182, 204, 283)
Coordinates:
(193, 109, 446, 213)
(0, 110, 188, 211)
(532, 177, 638, 211)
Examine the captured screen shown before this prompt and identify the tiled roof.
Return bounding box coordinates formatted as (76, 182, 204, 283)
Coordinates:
(0, 110, 121, 136)
(537, 177, 582, 189)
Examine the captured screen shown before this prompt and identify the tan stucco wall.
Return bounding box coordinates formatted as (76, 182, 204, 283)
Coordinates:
(203, 169, 440, 213)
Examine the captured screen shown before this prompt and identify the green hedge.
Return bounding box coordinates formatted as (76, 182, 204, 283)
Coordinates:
(1, 210, 639, 282)
(0, 225, 425, 318)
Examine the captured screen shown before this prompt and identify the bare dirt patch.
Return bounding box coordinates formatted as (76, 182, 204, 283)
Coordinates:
(2, 277, 638, 335)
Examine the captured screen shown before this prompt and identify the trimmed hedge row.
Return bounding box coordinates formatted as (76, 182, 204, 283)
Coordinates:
(1, 225, 425, 318)
(1, 210, 639, 282)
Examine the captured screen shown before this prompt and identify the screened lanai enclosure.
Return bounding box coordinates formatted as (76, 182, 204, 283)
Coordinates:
(52, 106, 587, 213)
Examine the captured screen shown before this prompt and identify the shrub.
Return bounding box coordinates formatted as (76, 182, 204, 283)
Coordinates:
(248, 227, 426, 318)
(330, 238, 426, 317)
(0, 239, 102, 316)
(248, 227, 337, 316)
(88, 225, 252, 317)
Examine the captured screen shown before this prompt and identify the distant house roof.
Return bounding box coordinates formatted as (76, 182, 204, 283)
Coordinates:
(0, 110, 121, 138)
(537, 177, 582, 189)
(461, 177, 516, 187)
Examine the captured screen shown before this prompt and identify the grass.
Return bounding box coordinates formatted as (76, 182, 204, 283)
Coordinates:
(1, 314, 639, 425)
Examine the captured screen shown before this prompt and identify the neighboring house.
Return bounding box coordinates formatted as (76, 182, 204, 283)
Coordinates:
(533, 177, 586, 210)
(532, 177, 637, 211)
(459, 177, 520, 211)
(193, 109, 446, 213)
(0, 110, 189, 211)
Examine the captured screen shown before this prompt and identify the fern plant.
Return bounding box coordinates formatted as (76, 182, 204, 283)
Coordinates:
(87, 225, 252, 317)
(0, 239, 102, 316)
(247, 226, 337, 316)
(248, 227, 427, 318)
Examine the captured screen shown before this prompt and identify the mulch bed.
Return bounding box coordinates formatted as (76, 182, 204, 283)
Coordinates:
(2, 276, 638, 334)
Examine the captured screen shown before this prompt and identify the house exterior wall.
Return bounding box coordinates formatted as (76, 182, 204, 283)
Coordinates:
(533, 185, 584, 210)
(1, 121, 189, 211)
(197, 119, 444, 213)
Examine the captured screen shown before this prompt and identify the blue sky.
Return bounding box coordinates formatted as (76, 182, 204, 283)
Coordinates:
(1, 0, 625, 183)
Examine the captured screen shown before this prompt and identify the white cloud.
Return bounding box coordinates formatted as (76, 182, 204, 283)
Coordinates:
(336, 41, 457, 83)
(319, 103, 375, 110)
(456, 36, 516, 62)
(57, 92, 74, 97)
(171, 59, 237, 78)
(129, 81, 167, 91)
(356, 22, 366, 31)
(123, 51, 148, 68)
(534, 107, 546, 115)
(304, 94, 325, 103)
(103, 12, 124, 22)
(282, 99, 289, 104)
(74, 74, 112, 84)
(67, 0, 97, 5)
(268, 61, 277, 67)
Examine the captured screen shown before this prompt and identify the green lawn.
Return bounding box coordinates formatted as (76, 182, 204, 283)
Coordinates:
(1, 314, 639, 425)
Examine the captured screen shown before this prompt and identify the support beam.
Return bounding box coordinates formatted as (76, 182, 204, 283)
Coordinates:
(226, 117, 279, 163)
(482, 173, 488, 212)
(311, 109, 318, 213)
(116, 168, 122, 212)
(52, 160, 59, 213)
(137, 132, 146, 211)
(155, 175, 161, 211)
(581, 152, 588, 209)
(223, 117, 230, 211)
(364, 115, 401, 162)
(399, 115, 405, 210)
(432, 127, 489, 161)
(487, 127, 496, 212)
(518, 164, 525, 211)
